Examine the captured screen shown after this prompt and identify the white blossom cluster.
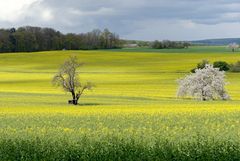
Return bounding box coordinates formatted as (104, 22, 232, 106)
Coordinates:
(177, 64, 230, 101)
(228, 43, 239, 52)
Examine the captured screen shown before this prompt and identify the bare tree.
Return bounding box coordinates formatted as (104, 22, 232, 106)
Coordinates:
(177, 64, 229, 101)
(228, 43, 239, 52)
(53, 56, 93, 105)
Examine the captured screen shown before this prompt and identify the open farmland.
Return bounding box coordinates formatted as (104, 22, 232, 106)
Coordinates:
(1, 46, 240, 160)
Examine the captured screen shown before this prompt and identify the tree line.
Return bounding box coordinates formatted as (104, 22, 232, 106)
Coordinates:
(151, 40, 190, 49)
(0, 26, 121, 52)
(123, 40, 191, 49)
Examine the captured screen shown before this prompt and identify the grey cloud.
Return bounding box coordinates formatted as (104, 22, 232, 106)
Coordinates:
(1, 0, 240, 40)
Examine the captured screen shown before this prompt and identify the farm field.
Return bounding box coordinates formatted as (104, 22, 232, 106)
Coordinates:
(1, 46, 240, 160)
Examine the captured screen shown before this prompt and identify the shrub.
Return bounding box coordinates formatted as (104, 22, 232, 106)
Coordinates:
(191, 60, 209, 73)
(213, 61, 230, 71)
(230, 61, 240, 72)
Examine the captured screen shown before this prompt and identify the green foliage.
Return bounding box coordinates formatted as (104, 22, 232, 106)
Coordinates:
(0, 26, 121, 53)
(191, 59, 209, 73)
(213, 61, 230, 71)
(0, 137, 240, 160)
(191, 60, 230, 72)
(230, 61, 240, 72)
(151, 40, 190, 49)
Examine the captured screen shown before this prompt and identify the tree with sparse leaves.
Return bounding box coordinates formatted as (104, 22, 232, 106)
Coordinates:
(53, 56, 93, 105)
(177, 64, 229, 101)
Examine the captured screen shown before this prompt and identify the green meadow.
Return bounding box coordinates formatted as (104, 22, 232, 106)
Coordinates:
(1, 46, 240, 160)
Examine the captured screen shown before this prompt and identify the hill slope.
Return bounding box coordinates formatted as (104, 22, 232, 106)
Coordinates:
(1, 47, 240, 160)
(191, 38, 240, 45)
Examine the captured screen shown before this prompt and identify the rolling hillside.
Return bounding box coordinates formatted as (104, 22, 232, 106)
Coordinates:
(1, 46, 240, 160)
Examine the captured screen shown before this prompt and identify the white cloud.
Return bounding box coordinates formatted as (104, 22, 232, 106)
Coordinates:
(69, 7, 116, 16)
(179, 20, 196, 29)
(224, 3, 240, 10)
(41, 9, 54, 21)
(221, 12, 240, 20)
(0, 0, 40, 22)
(1, 0, 240, 40)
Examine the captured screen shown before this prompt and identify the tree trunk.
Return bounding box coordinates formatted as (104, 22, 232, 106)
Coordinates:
(71, 91, 78, 105)
(201, 90, 206, 101)
(75, 95, 81, 105)
(75, 98, 79, 105)
(73, 99, 78, 105)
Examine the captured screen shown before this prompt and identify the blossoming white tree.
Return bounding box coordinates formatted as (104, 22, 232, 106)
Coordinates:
(228, 43, 239, 52)
(177, 64, 230, 101)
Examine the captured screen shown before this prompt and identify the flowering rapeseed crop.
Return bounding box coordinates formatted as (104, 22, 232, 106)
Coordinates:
(0, 48, 240, 160)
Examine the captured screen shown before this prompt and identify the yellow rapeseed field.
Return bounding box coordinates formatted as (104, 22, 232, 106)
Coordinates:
(1, 47, 240, 160)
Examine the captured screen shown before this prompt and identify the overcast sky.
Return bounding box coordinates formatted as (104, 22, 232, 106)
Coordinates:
(1, 0, 240, 40)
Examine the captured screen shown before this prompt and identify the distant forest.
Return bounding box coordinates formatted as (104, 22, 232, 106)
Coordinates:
(0, 26, 193, 53)
(124, 40, 190, 49)
(0, 26, 121, 52)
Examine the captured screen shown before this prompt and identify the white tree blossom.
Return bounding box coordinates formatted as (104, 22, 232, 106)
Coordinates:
(177, 64, 230, 101)
(228, 43, 239, 52)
